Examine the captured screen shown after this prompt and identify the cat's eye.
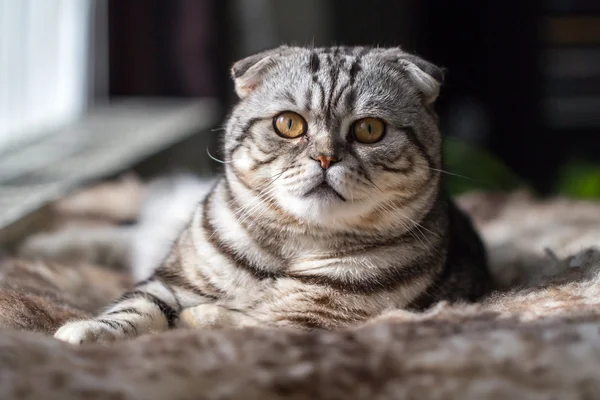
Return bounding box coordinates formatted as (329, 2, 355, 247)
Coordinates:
(273, 111, 307, 139)
(352, 118, 385, 144)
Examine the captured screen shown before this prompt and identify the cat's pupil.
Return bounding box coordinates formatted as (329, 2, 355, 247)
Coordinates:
(288, 119, 293, 130)
(367, 124, 372, 135)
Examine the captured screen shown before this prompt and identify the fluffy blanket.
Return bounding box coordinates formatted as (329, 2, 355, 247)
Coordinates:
(1, 190, 600, 399)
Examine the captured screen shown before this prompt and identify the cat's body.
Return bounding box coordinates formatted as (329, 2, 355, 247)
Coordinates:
(53, 45, 492, 344)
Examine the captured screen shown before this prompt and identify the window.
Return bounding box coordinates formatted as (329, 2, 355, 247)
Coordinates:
(0, 0, 91, 152)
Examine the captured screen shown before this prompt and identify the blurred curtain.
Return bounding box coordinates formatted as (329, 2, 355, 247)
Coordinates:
(108, 0, 229, 101)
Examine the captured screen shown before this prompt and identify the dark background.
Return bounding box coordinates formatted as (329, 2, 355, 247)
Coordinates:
(107, 0, 600, 195)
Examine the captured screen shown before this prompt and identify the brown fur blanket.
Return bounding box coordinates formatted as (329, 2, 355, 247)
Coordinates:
(1, 190, 600, 399)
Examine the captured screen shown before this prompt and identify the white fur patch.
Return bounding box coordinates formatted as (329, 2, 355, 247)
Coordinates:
(131, 174, 214, 281)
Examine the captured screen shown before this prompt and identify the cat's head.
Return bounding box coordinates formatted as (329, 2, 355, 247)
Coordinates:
(224, 46, 444, 227)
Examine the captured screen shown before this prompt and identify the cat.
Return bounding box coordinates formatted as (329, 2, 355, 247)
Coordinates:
(53, 45, 493, 344)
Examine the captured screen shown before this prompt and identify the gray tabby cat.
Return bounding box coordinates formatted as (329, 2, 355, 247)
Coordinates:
(55, 45, 492, 344)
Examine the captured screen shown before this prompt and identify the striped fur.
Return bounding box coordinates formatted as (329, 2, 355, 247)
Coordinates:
(54, 46, 491, 344)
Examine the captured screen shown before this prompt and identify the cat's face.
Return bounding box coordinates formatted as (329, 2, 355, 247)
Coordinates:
(225, 46, 443, 226)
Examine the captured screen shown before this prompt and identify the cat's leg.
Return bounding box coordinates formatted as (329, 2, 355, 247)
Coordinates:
(178, 304, 261, 329)
(54, 276, 205, 344)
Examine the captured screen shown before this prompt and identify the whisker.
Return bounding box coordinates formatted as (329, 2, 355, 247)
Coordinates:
(228, 163, 295, 224)
(363, 182, 441, 256)
(212, 186, 278, 240)
(206, 148, 233, 164)
(230, 179, 279, 219)
(237, 188, 278, 226)
(373, 202, 434, 254)
(375, 202, 427, 248)
(364, 176, 384, 193)
(401, 214, 441, 239)
(236, 193, 271, 225)
(426, 167, 478, 182)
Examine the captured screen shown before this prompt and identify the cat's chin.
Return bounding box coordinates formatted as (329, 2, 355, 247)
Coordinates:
(276, 193, 372, 226)
(304, 182, 347, 203)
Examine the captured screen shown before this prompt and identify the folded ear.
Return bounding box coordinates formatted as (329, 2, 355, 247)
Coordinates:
(231, 46, 293, 99)
(377, 48, 445, 104)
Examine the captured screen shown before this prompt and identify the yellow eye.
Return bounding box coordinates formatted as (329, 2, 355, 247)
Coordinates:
(273, 111, 307, 138)
(352, 118, 385, 144)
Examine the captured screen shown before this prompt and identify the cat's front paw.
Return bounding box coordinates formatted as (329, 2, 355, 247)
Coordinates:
(54, 320, 123, 345)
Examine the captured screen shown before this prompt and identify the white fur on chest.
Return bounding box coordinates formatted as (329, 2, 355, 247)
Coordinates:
(182, 192, 431, 313)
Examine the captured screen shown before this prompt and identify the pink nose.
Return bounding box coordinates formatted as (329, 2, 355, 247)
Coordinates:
(315, 155, 338, 169)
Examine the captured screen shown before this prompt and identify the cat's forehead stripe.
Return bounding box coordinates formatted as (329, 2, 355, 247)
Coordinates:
(304, 49, 364, 117)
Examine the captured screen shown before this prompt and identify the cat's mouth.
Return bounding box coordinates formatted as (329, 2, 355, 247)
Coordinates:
(304, 182, 346, 202)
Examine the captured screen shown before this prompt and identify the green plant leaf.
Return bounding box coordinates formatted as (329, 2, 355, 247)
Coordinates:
(558, 161, 600, 199)
(443, 137, 525, 195)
